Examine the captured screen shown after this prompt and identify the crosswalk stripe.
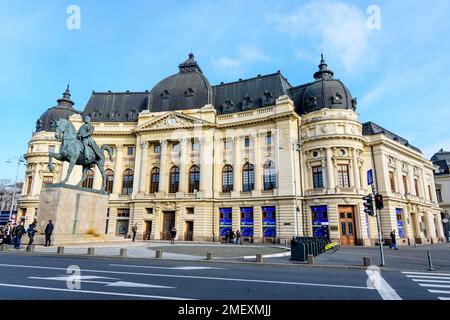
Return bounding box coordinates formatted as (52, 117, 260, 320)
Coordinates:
(402, 272, 450, 276)
(419, 284, 450, 289)
(428, 290, 450, 295)
(406, 275, 450, 280)
(412, 279, 450, 284)
(438, 297, 450, 300)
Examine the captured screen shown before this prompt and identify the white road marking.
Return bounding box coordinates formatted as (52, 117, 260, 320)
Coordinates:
(419, 283, 450, 289)
(412, 279, 450, 284)
(438, 297, 450, 300)
(109, 264, 224, 271)
(0, 282, 192, 300)
(428, 289, 450, 295)
(406, 275, 450, 280)
(28, 276, 174, 289)
(402, 272, 450, 276)
(365, 269, 402, 300)
(0, 263, 373, 290)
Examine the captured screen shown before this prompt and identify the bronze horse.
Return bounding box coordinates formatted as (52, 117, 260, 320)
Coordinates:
(48, 118, 112, 191)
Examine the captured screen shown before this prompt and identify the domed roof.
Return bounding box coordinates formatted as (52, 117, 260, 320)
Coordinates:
(296, 55, 357, 115)
(36, 86, 81, 132)
(149, 53, 212, 112)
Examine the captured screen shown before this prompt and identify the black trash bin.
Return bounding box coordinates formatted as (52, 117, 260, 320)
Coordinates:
(291, 239, 307, 261)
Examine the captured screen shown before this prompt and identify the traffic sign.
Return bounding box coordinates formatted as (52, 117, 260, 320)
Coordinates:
(367, 169, 374, 186)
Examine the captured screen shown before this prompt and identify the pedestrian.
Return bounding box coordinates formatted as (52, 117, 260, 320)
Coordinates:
(5, 222, 12, 245)
(390, 230, 398, 250)
(225, 229, 230, 244)
(132, 223, 138, 242)
(170, 226, 177, 244)
(26, 221, 37, 251)
(235, 230, 241, 245)
(230, 230, 236, 244)
(13, 221, 25, 249)
(44, 220, 54, 247)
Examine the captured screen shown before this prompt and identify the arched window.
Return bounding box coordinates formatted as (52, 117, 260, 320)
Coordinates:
(82, 169, 94, 189)
(242, 162, 254, 192)
(188, 165, 200, 193)
(150, 167, 160, 193)
(263, 161, 277, 191)
(169, 166, 180, 193)
(105, 169, 114, 193)
(222, 165, 234, 193)
(122, 169, 134, 195)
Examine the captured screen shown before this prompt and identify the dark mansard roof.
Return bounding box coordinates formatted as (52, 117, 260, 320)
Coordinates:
(362, 122, 422, 153)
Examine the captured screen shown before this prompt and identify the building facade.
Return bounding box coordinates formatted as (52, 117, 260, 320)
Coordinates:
(431, 149, 450, 241)
(18, 54, 445, 246)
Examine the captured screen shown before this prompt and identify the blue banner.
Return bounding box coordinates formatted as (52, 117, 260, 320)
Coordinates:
(219, 208, 232, 237)
(312, 206, 329, 239)
(262, 206, 276, 237)
(240, 207, 254, 237)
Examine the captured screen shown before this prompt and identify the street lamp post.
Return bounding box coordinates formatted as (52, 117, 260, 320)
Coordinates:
(6, 156, 25, 221)
(291, 139, 305, 237)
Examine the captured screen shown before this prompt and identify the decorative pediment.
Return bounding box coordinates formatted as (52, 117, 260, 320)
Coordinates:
(134, 112, 213, 132)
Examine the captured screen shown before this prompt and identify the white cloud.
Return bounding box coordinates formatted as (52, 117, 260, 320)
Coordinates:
(212, 46, 270, 78)
(271, 0, 376, 75)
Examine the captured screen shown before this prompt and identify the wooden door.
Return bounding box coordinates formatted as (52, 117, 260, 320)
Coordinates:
(338, 206, 356, 246)
(162, 211, 175, 240)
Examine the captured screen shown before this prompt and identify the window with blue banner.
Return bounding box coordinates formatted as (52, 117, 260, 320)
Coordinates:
(396, 208, 404, 238)
(240, 207, 254, 237)
(262, 206, 276, 237)
(311, 206, 329, 240)
(219, 208, 232, 237)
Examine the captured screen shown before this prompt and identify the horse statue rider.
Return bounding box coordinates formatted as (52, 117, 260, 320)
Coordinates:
(48, 117, 112, 192)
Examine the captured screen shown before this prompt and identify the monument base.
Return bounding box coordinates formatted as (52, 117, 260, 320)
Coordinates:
(36, 184, 111, 245)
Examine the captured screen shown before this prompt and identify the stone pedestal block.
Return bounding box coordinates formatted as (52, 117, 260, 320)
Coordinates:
(36, 184, 109, 245)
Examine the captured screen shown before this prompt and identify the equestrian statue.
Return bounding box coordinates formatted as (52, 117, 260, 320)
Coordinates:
(48, 116, 113, 192)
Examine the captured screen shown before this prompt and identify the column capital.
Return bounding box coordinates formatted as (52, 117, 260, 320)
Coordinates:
(141, 141, 149, 148)
(116, 144, 124, 149)
(159, 140, 168, 147)
(180, 138, 189, 145)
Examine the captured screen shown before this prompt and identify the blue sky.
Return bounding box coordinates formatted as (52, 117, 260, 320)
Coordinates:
(1, 0, 450, 182)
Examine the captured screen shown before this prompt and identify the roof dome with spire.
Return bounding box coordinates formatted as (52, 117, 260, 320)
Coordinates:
(36, 85, 81, 132)
(292, 54, 356, 115)
(148, 53, 213, 112)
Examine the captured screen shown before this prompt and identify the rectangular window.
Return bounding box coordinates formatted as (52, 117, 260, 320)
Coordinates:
(48, 145, 56, 153)
(146, 208, 153, 215)
(127, 146, 134, 156)
(26, 176, 33, 195)
(414, 178, 420, 197)
(186, 208, 194, 215)
(396, 208, 404, 238)
(436, 188, 443, 203)
(312, 166, 324, 189)
(173, 143, 180, 153)
(244, 137, 250, 148)
(224, 140, 232, 150)
(192, 141, 199, 152)
(337, 165, 350, 188)
(265, 133, 272, 145)
(428, 185, 433, 201)
(41, 176, 53, 188)
(389, 171, 396, 192)
(402, 175, 408, 194)
(154, 145, 161, 153)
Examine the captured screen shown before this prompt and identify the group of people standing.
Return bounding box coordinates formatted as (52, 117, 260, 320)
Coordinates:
(225, 229, 242, 244)
(0, 218, 54, 249)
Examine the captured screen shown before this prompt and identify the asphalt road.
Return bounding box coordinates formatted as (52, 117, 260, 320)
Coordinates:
(0, 253, 448, 300)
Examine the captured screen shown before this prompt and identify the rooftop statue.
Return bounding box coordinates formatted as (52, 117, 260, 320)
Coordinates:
(48, 116, 113, 192)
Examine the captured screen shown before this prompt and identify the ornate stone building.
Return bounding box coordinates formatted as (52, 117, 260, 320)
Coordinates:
(18, 54, 445, 246)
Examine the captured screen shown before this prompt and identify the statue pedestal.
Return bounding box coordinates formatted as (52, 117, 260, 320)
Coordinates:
(36, 184, 110, 245)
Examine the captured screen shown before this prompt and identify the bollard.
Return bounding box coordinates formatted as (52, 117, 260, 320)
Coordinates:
(206, 252, 214, 261)
(0, 244, 6, 251)
(363, 256, 372, 267)
(120, 248, 127, 258)
(87, 248, 95, 256)
(57, 246, 64, 255)
(256, 253, 263, 263)
(307, 254, 315, 265)
(155, 250, 163, 259)
(427, 251, 435, 271)
(26, 245, 35, 253)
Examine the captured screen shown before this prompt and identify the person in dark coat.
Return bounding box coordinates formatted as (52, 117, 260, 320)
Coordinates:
(13, 221, 25, 249)
(230, 230, 236, 244)
(26, 221, 37, 251)
(170, 227, 177, 244)
(390, 230, 398, 250)
(235, 230, 241, 245)
(44, 220, 54, 247)
(131, 223, 138, 242)
(225, 229, 230, 244)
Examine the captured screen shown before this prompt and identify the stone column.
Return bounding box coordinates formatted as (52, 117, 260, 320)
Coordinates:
(159, 140, 168, 194)
(326, 148, 335, 191)
(132, 137, 143, 197)
(31, 164, 41, 196)
(396, 161, 404, 195)
(179, 138, 189, 193)
(112, 145, 123, 195)
(233, 136, 242, 193)
(353, 149, 361, 190)
(253, 133, 262, 192)
(200, 137, 213, 197)
(139, 141, 149, 194)
(253, 206, 262, 243)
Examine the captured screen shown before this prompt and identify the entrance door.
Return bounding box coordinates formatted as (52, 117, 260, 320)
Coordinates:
(144, 221, 152, 240)
(338, 206, 357, 246)
(162, 211, 175, 240)
(185, 221, 193, 241)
